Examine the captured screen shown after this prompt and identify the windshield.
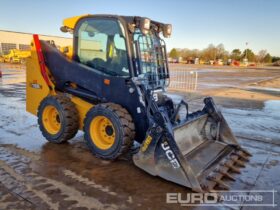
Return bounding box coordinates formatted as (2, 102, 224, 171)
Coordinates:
(77, 18, 129, 77)
(133, 29, 169, 87)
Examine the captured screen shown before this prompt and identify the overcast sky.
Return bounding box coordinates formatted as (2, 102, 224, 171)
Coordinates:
(0, 0, 279, 56)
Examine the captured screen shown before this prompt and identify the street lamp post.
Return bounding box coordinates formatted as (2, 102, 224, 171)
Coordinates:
(245, 42, 248, 60)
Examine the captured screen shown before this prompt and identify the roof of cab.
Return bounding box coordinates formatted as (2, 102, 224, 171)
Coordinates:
(63, 14, 91, 30)
(62, 14, 165, 30)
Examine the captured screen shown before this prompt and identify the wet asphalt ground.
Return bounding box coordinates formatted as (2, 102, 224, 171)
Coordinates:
(0, 63, 279, 209)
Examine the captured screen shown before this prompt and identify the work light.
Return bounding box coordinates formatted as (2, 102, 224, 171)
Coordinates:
(163, 24, 172, 38)
(140, 18, 151, 35)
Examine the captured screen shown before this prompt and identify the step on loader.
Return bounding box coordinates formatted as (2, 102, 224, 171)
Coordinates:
(26, 14, 251, 192)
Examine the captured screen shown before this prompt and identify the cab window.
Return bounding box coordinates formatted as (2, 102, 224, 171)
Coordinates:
(77, 18, 129, 76)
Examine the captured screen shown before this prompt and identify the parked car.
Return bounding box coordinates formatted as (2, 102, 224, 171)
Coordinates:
(273, 60, 280, 66)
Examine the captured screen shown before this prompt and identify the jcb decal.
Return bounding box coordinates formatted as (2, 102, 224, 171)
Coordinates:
(141, 135, 152, 152)
(161, 141, 180, 169)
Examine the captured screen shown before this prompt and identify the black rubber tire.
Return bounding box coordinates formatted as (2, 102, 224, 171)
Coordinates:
(38, 95, 79, 143)
(84, 103, 135, 160)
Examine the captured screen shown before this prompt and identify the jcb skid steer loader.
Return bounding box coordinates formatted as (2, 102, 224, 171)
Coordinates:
(26, 14, 251, 192)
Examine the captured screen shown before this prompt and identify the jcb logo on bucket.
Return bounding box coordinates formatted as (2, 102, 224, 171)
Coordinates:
(161, 142, 180, 169)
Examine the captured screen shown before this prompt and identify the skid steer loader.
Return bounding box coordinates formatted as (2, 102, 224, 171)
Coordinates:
(26, 14, 251, 192)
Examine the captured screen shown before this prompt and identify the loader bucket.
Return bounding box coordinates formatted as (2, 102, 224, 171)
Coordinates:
(133, 98, 251, 192)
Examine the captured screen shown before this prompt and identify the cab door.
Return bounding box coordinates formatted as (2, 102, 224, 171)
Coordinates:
(75, 17, 130, 78)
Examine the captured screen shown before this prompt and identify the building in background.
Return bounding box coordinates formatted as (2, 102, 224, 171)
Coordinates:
(0, 30, 72, 55)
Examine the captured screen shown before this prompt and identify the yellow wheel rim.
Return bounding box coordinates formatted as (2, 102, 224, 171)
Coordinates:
(42, 105, 61, 135)
(89, 116, 115, 150)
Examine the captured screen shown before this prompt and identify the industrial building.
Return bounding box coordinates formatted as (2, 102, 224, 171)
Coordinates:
(0, 30, 72, 55)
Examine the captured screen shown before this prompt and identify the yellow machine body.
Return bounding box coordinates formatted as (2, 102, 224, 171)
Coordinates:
(26, 42, 93, 130)
(26, 43, 53, 115)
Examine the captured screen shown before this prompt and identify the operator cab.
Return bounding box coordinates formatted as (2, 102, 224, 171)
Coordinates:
(61, 14, 172, 90)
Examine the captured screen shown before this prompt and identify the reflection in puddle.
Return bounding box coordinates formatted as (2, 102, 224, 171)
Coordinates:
(264, 100, 280, 117)
(223, 100, 280, 144)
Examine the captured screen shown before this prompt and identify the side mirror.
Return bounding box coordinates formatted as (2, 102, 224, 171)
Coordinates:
(60, 26, 68, 33)
(60, 26, 73, 34)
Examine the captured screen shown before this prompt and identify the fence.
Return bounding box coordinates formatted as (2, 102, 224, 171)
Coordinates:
(168, 69, 198, 92)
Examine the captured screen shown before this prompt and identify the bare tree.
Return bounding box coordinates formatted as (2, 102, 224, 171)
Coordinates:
(216, 44, 225, 59)
(257, 50, 267, 63)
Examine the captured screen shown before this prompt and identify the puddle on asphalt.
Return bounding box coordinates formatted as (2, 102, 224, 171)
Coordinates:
(264, 100, 280, 117)
(0, 67, 280, 209)
(222, 100, 280, 145)
(247, 86, 280, 92)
